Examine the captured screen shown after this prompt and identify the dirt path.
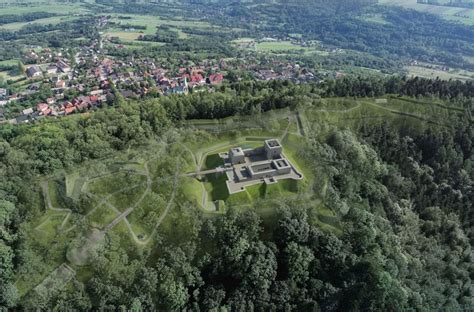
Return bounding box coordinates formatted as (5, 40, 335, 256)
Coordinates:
(280, 116, 293, 141)
(104, 162, 152, 232)
(127, 171, 179, 245)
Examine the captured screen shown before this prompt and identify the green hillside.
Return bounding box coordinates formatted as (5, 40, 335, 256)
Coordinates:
(1, 76, 472, 309)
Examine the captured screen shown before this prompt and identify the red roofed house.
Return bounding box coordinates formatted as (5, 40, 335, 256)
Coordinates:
(65, 106, 76, 115)
(188, 74, 205, 88)
(191, 74, 205, 83)
(37, 103, 49, 114)
(62, 101, 76, 115)
(208, 73, 224, 85)
(89, 95, 99, 105)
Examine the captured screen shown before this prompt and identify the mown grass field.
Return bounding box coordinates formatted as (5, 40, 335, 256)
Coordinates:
(230, 38, 332, 56)
(256, 41, 309, 52)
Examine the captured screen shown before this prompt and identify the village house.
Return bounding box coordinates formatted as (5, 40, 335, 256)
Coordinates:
(36, 103, 52, 116)
(25, 51, 39, 62)
(26, 66, 42, 78)
(8, 94, 19, 102)
(257, 69, 278, 81)
(61, 102, 76, 115)
(208, 73, 224, 85)
(46, 65, 57, 75)
(56, 59, 71, 73)
(22, 107, 34, 115)
(90, 89, 104, 96)
(55, 80, 66, 88)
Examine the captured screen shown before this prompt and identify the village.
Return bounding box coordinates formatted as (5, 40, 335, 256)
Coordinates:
(0, 34, 318, 125)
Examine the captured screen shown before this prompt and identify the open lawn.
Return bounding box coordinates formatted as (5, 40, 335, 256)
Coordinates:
(256, 41, 309, 53)
(106, 30, 143, 41)
(235, 40, 331, 56)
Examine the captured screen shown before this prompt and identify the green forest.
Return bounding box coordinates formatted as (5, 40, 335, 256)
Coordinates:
(1, 77, 473, 310)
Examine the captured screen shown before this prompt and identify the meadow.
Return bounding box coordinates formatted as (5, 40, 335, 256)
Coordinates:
(0, 2, 89, 15)
(0, 15, 79, 31)
(380, 0, 474, 24)
(105, 13, 214, 43)
(404, 65, 474, 81)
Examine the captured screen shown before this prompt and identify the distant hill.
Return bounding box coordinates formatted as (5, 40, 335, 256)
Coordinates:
(124, 0, 377, 8)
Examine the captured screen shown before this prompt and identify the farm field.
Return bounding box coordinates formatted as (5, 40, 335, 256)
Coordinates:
(104, 13, 217, 44)
(230, 39, 334, 56)
(108, 14, 212, 30)
(379, 0, 474, 24)
(256, 41, 309, 53)
(0, 15, 79, 31)
(0, 2, 90, 15)
(405, 65, 474, 81)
